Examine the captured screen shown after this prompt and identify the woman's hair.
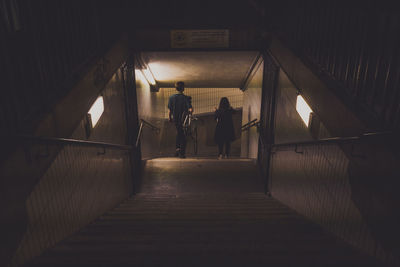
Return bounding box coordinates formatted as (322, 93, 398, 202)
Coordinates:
(218, 97, 231, 110)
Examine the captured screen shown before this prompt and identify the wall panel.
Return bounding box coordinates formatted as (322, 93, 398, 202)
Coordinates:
(270, 139, 399, 266)
(135, 70, 165, 159)
(9, 72, 133, 267)
(241, 63, 263, 158)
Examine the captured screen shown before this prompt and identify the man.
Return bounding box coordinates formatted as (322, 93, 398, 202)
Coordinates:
(168, 81, 193, 158)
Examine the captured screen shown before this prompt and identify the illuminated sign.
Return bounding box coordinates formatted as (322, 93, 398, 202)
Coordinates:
(171, 29, 229, 48)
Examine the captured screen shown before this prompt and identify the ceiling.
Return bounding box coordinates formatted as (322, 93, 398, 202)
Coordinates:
(142, 51, 260, 88)
(124, 0, 265, 28)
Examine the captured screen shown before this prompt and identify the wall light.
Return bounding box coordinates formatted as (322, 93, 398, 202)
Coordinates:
(88, 96, 104, 128)
(296, 95, 313, 126)
(141, 68, 156, 85)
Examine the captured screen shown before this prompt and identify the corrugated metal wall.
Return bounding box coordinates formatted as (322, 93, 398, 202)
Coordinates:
(268, 1, 400, 130)
(0, 0, 123, 139)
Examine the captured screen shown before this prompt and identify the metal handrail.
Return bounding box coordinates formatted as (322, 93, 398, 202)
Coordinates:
(140, 119, 160, 132)
(241, 118, 258, 129)
(135, 119, 161, 147)
(18, 134, 133, 150)
(272, 131, 394, 149)
(262, 130, 394, 195)
(241, 119, 259, 131)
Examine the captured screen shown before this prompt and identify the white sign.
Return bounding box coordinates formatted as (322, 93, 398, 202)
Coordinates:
(171, 30, 229, 48)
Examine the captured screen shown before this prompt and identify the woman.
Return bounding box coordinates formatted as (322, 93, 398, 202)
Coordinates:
(214, 97, 236, 159)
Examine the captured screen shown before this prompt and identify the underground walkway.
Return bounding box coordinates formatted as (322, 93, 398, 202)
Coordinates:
(26, 158, 378, 267)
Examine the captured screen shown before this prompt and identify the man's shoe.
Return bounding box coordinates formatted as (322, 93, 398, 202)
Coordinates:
(174, 149, 180, 157)
(218, 154, 223, 160)
(179, 154, 186, 159)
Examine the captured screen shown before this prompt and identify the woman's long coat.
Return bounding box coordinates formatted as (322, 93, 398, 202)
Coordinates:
(214, 108, 236, 143)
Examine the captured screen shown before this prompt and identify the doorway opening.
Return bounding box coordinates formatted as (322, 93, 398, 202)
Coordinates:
(134, 51, 263, 159)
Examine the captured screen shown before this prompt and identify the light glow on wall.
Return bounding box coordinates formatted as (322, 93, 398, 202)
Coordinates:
(88, 96, 104, 128)
(135, 69, 147, 86)
(142, 69, 156, 85)
(296, 95, 313, 126)
(148, 62, 180, 80)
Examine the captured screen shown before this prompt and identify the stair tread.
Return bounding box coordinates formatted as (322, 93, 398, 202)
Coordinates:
(27, 159, 380, 266)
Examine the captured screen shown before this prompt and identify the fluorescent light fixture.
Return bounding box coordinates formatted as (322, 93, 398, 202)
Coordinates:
(296, 95, 313, 126)
(88, 96, 104, 128)
(141, 69, 156, 85)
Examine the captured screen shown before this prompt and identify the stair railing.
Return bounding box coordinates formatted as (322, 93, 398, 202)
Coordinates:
(8, 134, 138, 267)
(258, 130, 396, 194)
(271, 131, 394, 152)
(265, 130, 396, 264)
(19, 134, 133, 154)
(264, 131, 395, 193)
(242, 119, 264, 149)
(135, 119, 161, 147)
(15, 133, 138, 190)
(241, 118, 260, 132)
(17, 133, 134, 162)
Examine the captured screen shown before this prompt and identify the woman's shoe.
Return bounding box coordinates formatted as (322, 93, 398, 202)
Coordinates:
(218, 154, 223, 160)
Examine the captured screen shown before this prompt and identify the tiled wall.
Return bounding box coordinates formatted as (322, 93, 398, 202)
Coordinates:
(241, 62, 263, 158)
(10, 72, 133, 266)
(160, 88, 243, 117)
(135, 70, 165, 159)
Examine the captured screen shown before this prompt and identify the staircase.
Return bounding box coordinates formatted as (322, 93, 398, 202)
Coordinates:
(27, 158, 379, 266)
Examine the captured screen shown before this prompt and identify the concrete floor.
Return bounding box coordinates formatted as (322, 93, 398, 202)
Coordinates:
(156, 113, 243, 158)
(27, 158, 379, 267)
(140, 158, 261, 194)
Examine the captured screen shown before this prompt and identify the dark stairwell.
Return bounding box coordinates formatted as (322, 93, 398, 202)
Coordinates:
(1, 1, 399, 267)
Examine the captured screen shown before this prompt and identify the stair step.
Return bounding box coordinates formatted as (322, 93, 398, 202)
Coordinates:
(27, 158, 380, 266)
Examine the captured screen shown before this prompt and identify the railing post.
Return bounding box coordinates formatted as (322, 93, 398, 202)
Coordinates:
(135, 122, 144, 148)
(259, 51, 280, 196)
(121, 54, 141, 194)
